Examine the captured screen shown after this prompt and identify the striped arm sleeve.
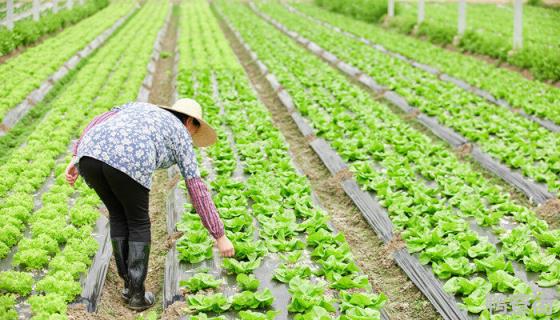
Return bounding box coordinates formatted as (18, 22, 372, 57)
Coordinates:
(186, 177, 225, 239)
(72, 110, 118, 156)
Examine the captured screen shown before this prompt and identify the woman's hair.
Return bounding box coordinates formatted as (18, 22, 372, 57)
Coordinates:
(169, 110, 200, 127)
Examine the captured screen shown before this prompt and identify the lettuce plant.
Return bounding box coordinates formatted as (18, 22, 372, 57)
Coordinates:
(179, 273, 223, 293)
(35, 271, 82, 302)
(287, 277, 335, 313)
(187, 293, 231, 313)
(28, 293, 67, 317)
(231, 288, 274, 310)
(272, 264, 312, 283)
(0, 271, 33, 295)
(238, 310, 280, 320)
(222, 257, 263, 274)
(236, 273, 259, 291)
(0, 294, 17, 320)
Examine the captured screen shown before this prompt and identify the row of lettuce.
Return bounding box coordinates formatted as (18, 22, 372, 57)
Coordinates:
(256, 1, 560, 198)
(0, 0, 111, 56)
(170, 1, 387, 319)
(293, 3, 560, 129)
(0, 2, 168, 319)
(0, 0, 134, 124)
(314, 0, 560, 82)
(218, 1, 560, 318)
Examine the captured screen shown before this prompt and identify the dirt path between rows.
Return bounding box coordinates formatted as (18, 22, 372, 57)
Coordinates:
(67, 4, 179, 320)
(214, 8, 442, 320)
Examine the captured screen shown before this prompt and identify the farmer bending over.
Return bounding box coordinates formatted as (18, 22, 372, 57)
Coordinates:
(65, 99, 234, 311)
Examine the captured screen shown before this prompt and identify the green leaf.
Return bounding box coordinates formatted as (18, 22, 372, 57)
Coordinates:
(0, 271, 33, 296)
(293, 306, 332, 320)
(186, 293, 231, 313)
(231, 288, 274, 310)
(340, 306, 382, 320)
(273, 264, 313, 283)
(238, 310, 280, 320)
(179, 273, 223, 293)
(222, 257, 263, 274)
(236, 273, 260, 291)
(339, 290, 387, 311)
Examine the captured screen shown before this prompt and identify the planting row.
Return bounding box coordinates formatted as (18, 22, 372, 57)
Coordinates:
(0, 2, 169, 318)
(291, 3, 560, 129)
(0, 0, 110, 56)
(255, 1, 560, 197)
(218, 1, 560, 318)
(0, 0, 134, 124)
(390, 2, 560, 82)
(316, 0, 560, 82)
(164, 1, 387, 319)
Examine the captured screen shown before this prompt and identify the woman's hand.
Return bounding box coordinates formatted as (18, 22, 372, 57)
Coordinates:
(216, 235, 234, 257)
(65, 157, 79, 187)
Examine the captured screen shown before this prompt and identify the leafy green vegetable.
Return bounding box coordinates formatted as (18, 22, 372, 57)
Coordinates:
(287, 277, 335, 313)
(222, 257, 262, 274)
(0, 271, 33, 295)
(35, 271, 82, 301)
(187, 293, 231, 313)
(179, 273, 223, 293)
(340, 306, 382, 320)
(231, 289, 274, 310)
(329, 274, 370, 290)
(238, 310, 280, 320)
(293, 306, 332, 320)
(28, 293, 67, 317)
(0, 294, 17, 320)
(488, 270, 532, 295)
(537, 261, 560, 287)
(279, 250, 303, 264)
(339, 290, 387, 311)
(273, 264, 312, 283)
(177, 231, 214, 264)
(233, 240, 268, 260)
(236, 273, 260, 291)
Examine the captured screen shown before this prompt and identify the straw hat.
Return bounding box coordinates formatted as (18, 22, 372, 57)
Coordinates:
(159, 98, 217, 147)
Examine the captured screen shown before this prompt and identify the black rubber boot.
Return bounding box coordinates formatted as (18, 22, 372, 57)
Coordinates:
(111, 238, 130, 302)
(126, 241, 154, 311)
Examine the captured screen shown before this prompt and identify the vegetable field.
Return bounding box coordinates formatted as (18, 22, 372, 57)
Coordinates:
(0, 0, 559, 319)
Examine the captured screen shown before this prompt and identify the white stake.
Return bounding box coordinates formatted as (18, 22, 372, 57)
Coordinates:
(53, 0, 59, 13)
(388, 0, 395, 17)
(418, 0, 425, 24)
(6, 0, 14, 30)
(67, 0, 73, 9)
(513, 0, 523, 49)
(458, 0, 466, 35)
(32, 0, 40, 21)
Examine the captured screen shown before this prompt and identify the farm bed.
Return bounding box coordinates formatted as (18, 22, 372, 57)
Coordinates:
(160, 1, 388, 319)
(0, 0, 135, 126)
(215, 1, 560, 319)
(0, 1, 169, 318)
(253, 1, 560, 200)
(289, 3, 560, 132)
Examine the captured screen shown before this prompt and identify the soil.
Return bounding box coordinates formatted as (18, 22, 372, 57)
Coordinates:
(67, 5, 179, 320)
(215, 10, 443, 320)
(537, 199, 560, 229)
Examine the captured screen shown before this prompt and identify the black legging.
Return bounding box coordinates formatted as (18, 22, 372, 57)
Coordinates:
(79, 156, 151, 242)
